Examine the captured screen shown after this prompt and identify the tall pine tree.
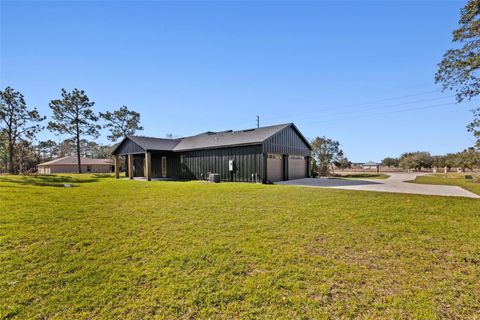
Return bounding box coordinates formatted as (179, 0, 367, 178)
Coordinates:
(0, 87, 44, 174)
(100, 106, 143, 142)
(48, 89, 100, 173)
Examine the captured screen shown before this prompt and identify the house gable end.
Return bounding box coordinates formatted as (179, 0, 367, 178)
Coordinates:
(263, 124, 311, 156)
(112, 137, 146, 155)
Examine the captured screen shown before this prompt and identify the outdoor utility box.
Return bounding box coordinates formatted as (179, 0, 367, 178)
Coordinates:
(228, 160, 234, 172)
(209, 173, 221, 183)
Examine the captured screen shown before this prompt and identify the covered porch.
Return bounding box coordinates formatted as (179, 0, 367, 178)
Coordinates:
(111, 135, 183, 181)
(114, 152, 171, 181)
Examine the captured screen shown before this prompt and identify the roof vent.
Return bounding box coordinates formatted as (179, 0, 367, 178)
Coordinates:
(242, 129, 255, 132)
(205, 131, 216, 135)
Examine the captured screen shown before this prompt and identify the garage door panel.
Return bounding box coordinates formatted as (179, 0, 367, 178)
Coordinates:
(267, 154, 283, 182)
(288, 156, 306, 180)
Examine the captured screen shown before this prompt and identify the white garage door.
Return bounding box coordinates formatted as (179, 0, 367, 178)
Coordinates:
(288, 156, 307, 180)
(267, 154, 283, 182)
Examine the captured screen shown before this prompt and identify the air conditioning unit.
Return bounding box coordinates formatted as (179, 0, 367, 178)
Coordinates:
(208, 173, 221, 183)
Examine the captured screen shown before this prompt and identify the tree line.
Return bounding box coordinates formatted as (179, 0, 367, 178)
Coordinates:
(381, 149, 480, 172)
(309, 138, 480, 177)
(0, 87, 143, 174)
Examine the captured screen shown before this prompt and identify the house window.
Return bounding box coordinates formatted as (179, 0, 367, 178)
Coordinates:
(289, 155, 305, 160)
(268, 154, 282, 159)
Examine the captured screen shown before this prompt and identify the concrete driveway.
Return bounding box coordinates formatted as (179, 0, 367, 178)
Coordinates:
(276, 173, 480, 198)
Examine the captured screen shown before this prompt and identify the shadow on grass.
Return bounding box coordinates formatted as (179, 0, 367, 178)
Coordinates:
(128, 177, 194, 182)
(333, 173, 389, 179)
(277, 177, 383, 187)
(0, 175, 100, 187)
(92, 173, 115, 179)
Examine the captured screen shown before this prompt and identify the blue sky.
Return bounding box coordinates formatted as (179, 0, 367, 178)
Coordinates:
(0, 0, 476, 162)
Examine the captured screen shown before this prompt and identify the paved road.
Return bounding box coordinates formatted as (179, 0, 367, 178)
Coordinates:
(277, 173, 480, 198)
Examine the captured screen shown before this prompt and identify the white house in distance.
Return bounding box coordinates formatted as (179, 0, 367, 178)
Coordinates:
(37, 156, 113, 174)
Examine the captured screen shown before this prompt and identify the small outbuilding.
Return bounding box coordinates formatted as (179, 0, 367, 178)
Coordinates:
(362, 161, 380, 173)
(111, 123, 312, 183)
(37, 156, 113, 174)
(363, 161, 380, 169)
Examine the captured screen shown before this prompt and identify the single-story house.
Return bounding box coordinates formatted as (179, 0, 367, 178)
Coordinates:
(37, 156, 114, 174)
(363, 161, 380, 170)
(112, 123, 312, 183)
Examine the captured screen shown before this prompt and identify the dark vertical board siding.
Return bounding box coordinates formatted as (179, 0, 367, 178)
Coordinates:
(263, 126, 311, 156)
(179, 145, 262, 182)
(147, 152, 181, 178)
(146, 147, 264, 181)
(133, 154, 145, 177)
(151, 154, 161, 177)
(262, 153, 267, 183)
(306, 156, 311, 176)
(114, 139, 145, 155)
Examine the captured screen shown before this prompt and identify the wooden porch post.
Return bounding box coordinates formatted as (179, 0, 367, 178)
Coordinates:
(145, 152, 151, 181)
(114, 155, 120, 179)
(128, 154, 134, 180)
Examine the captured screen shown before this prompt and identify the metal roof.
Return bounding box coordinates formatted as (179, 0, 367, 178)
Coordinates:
(128, 136, 182, 151)
(37, 156, 113, 166)
(113, 123, 310, 153)
(173, 123, 291, 151)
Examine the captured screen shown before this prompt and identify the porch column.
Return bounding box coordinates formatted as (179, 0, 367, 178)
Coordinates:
(128, 154, 134, 180)
(114, 155, 120, 179)
(145, 152, 152, 181)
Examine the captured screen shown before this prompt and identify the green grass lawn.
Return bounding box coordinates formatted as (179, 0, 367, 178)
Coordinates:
(1, 174, 480, 319)
(412, 174, 480, 196)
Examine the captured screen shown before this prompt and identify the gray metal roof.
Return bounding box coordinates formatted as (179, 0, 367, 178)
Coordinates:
(174, 123, 291, 151)
(128, 136, 182, 151)
(114, 123, 306, 153)
(37, 156, 113, 166)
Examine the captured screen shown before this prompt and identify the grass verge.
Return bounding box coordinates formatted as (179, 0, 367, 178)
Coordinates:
(411, 174, 480, 196)
(334, 173, 390, 179)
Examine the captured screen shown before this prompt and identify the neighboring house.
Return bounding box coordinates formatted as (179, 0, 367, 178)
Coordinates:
(112, 123, 312, 183)
(37, 156, 113, 174)
(363, 161, 380, 170)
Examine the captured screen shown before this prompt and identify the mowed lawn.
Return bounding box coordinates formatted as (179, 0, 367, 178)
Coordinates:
(412, 173, 480, 196)
(1, 175, 480, 319)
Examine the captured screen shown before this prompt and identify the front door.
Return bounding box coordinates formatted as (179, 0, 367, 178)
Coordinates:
(161, 156, 167, 177)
